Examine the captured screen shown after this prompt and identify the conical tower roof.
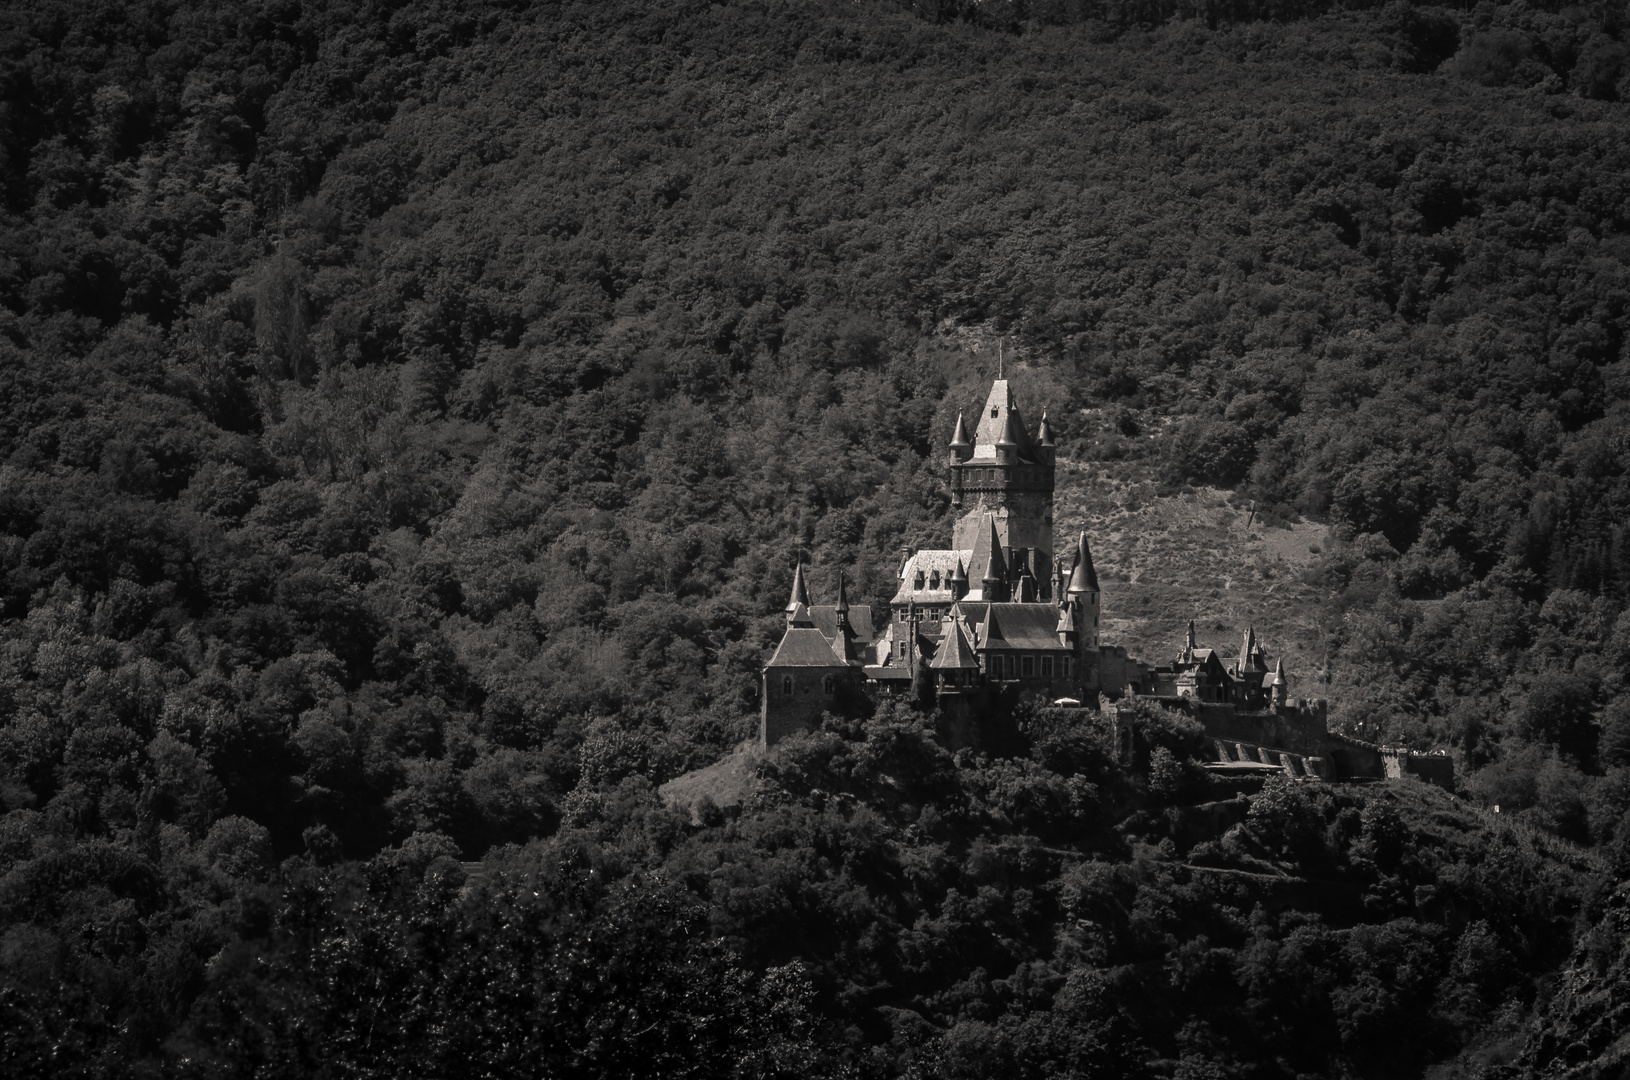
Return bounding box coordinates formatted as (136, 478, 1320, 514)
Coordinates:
(1267, 657, 1286, 686)
(785, 563, 811, 613)
(1037, 409, 1055, 446)
(949, 411, 972, 450)
(1066, 533, 1099, 594)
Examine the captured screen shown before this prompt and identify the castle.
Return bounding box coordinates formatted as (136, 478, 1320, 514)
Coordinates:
(759, 376, 1453, 787)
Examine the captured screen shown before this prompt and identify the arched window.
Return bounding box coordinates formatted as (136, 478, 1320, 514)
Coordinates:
(822, 675, 834, 694)
(782, 676, 792, 696)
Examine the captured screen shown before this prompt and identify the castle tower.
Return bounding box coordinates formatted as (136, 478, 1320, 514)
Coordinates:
(1063, 531, 1101, 692)
(1268, 658, 1289, 708)
(949, 379, 1055, 594)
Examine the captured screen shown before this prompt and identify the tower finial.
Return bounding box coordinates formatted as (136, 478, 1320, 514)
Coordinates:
(998, 341, 1004, 380)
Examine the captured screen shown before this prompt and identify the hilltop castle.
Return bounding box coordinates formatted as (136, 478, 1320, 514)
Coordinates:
(759, 377, 1453, 786)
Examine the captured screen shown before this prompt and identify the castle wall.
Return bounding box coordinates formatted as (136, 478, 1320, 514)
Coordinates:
(1199, 701, 1333, 759)
(1383, 750, 1455, 786)
(761, 666, 853, 747)
(1097, 645, 1147, 696)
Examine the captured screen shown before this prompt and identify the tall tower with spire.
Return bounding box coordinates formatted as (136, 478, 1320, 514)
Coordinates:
(948, 379, 1056, 594)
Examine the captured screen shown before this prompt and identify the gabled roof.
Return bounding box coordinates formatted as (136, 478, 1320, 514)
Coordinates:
(954, 602, 1073, 650)
(765, 627, 849, 668)
(810, 605, 874, 646)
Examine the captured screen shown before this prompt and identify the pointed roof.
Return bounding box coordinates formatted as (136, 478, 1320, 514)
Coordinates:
(785, 563, 811, 613)
(1185, 619, 1197, 649)
(1056, 602, 1076, 635)
(765, 627, 848, 668)
(952, 558, 968, 585)
(968, 513, 1007, 587)
(949, 411, 972, 450)
(1267, 658, 1286, 686)
(978, 605, 1008, 649)
(1037, 409, 1055, 446)
(1239, 626, 1260, 671)
(834, 571, 849, 616)
(971, 379, 1032, 458)
(930, 616, 981, 669)
(786, 601, 814, 627)
(1066, 532, 1099, 594)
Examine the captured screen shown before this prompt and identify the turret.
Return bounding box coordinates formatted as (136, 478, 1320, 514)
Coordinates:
(949, 411, 973, 462)
(952, 558, 968, 601)
(834, 570, 858, 662)
(1036, 409, 1056, 464)
(1268, 658, 1289, 707)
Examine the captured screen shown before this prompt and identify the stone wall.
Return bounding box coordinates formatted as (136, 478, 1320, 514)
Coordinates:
(761, 666, 854, 747)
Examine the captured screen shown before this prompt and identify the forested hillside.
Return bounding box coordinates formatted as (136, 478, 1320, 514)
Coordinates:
(5, 0, 1630, 1075)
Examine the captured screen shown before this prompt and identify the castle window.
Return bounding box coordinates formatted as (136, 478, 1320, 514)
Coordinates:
(1005, 654, 1015, 678)
(782, 676, 792, 696)
(822, 675, 834, 694)
(929, 570, 940, 589)
(914, 571, 925, 590)
(1042, 656, 1054, 677)
(1022, 655, 1035, 677)
(1062, 656, 1071, 678)
(991, 407, 999, 418)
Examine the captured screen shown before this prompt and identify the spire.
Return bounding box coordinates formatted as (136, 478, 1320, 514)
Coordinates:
(949, 411, 972, 452)
(786, 563, 811, 614)
(978, 514, 1007, 600)
(997, 409, 1020, 447)
(952, 557, 968, 600)
(1067, 532, 1099, 594)
(1241, 626, 1258, 671)
(965, 512, 1008, 601)
(834, 570, 849, 616)
(979, 604, 1006, 648)
(1186, 619, 1197, 650)
(1270, 658, 1288, 705)
(1037, 409, 1055, 446)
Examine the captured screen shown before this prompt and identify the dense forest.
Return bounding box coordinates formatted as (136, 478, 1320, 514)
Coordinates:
(6, 0, 1630, 1075)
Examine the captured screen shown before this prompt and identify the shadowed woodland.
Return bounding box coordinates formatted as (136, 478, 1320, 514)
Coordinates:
(6, 0, 1630, 1075)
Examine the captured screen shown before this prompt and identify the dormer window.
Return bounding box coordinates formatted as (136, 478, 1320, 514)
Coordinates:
(929, 570, 940, 589)
(914, 571, 925, 589)
(991, 407, 998, 418)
